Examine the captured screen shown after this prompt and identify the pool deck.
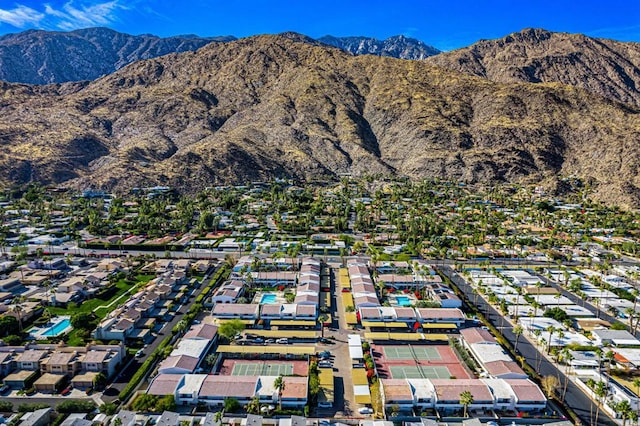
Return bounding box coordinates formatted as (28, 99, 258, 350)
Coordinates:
(389, 294, 417, 307)
(28, 316, 72, 340)
(252, 291, 287, 305)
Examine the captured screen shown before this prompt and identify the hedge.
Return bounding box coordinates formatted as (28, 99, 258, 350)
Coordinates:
(118, 264, 229, 402)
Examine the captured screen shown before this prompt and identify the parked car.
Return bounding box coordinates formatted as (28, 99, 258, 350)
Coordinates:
(135, 349, 144, 358)
(276, 338, 288, 344)
(253, 338, 264, 343)
(61, 386, 72, 396)
(319, 351, 331, 359)
(319, 360, 332, 368)
(358, 407, 373, 414)
(265, 338, 275, 344)
(0, 384, 9, 394)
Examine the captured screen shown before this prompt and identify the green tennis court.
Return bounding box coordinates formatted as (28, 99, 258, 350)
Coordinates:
(390, 365, 451, 379)
(383, 346, 441, 360)
(232, 362, 294, 376)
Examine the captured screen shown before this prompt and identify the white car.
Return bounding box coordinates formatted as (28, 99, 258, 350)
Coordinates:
(358, 407, 373, 415)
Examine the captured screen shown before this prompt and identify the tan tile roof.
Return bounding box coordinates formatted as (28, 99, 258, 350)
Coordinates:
(460, 327, 496, 345)
(431, 379, 492, 402)
(382, 379, 414, 401)
(504, 379, 546, 402)
(147, 374, 182, 395)
(281, 376, 308, 399)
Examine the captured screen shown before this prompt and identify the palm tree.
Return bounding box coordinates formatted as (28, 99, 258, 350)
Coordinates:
(633, 377, 640, 420)
(546, 325, 556, 354)
(459, 390, 473, 418)
(537, 337, 546, 371)
(604, 349, 615, 388)
(274, 375, 285, 410)
(513, 325, 523, 352)
(561, 349, 573, 400)
(11, 295, 25, 331)
(318, 314, 329, 338)
(613, 400, 634, 426)
(593, 380, 608, 426)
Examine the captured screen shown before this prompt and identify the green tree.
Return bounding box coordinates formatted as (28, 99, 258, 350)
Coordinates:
(56, 400, 96, 413)
(274, 375, 286, 410)
(612, 400, 634, 426)
(224, 398, 241, 413)
(93, 372, 107, 390)
(70, 312, 95, 330)
(513, 324, 523, 352)
(218, 319, 245, 341)
(318, 314, 329, 338)
(459, 390, 473, 417)
(100, 403, 118, 415)
(0, 316, 19, 337)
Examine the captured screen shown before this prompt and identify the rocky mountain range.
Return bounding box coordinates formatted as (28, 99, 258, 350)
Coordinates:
(0, 34, 639, 206)
(0, 27, 233, 85)
(318, 34, 440, 59)
(0, 27, 438, 84)
(428, 28, 640, 107)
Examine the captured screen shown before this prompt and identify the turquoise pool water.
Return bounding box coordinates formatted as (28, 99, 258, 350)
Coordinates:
(41, 319, 71, 337)
(395, 296, 412, 307)
(260, 293, 278, 304)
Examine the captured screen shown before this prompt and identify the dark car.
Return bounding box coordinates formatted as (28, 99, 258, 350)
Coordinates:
(61, 386, 72, 396)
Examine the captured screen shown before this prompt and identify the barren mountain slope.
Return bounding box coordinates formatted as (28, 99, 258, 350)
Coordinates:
(0, 35, 639, 205)
(428, 28, 640, 107)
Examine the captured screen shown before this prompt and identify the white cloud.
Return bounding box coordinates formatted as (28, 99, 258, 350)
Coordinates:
(0, 1, 127, 30)
(44, 1, 126, 30)
(0, 5, 45, 27)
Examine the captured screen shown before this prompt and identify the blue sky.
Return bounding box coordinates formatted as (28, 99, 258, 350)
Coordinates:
(0, 0, 638, 50)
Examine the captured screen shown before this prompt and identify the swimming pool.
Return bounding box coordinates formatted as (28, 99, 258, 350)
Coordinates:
(29, 316, 73, 340)
(395, 296, 412, 307)
(40, 318, 72, 337)
(260, 293, 278, 304)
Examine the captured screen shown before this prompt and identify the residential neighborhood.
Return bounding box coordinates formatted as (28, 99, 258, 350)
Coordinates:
(0, 179, 639, 425)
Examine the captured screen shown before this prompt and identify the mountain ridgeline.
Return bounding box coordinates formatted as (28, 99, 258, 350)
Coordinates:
(0, 28, 438, 84)
(318, 34, 441, 59)
(0, 34, 639, 207)
(427, 28, 640, 108)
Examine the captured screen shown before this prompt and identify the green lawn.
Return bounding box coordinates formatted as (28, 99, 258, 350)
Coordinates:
(49, 274, 155, 320)
(41, 274, 156, 346)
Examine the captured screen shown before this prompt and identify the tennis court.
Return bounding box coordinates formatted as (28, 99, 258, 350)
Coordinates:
(232, 362, 294, 376)
(383, 346, 441, 361)
(390, 365, 451, 379)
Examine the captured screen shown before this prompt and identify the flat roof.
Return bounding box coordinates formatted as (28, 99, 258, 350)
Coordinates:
(352, 368, 369, 386)
(214, 319, 256, 325)
(422, 323, 458, 329)
(364, 332, 449, 341)
(342, 293, 354, 308)
(4, 370, 38, 381)
(361, 321, 408, 328)
(216, 345, 316, 355)
(354, 384, 372, 404)
(345, 312, 358, 324)
(349, 345, 364, 359)
(270, 320, 317, 326)
(319, 368, 334, 387)
(246, 330, 317, 338)
(35, 373, 65, 386)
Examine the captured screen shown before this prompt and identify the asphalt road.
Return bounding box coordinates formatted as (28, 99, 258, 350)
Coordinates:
(440, 265, 617, 426)
(102, 265, 221, 403)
